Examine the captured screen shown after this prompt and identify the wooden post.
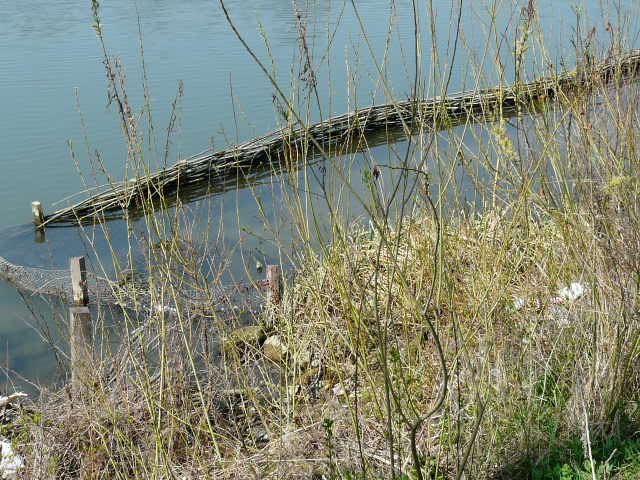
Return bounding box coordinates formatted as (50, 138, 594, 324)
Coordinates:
(32, 201, 46, 243)
(31, 201, 44, 226)
(70, 256, 89, 307)
(69, 256, 92, 397)
(266, 265, 283, 305)
(70, 306, 92, 396)
(34, 228, 45, 244)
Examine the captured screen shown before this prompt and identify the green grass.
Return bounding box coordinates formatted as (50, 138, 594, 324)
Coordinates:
(530, 436, 640, 480)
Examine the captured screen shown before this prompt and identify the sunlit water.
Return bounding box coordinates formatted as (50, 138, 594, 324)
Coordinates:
(0, 0, 635, 389)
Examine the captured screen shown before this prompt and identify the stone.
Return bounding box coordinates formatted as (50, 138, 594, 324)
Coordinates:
(263, 335, 288, 363)
(293, 349, 312, 369)
(223, 326, 266, 355)
(332, 382, 347, 398)
(298, 367, 321, 386)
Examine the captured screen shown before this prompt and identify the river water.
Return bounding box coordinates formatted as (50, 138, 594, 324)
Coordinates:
(0, 0, 635, 389)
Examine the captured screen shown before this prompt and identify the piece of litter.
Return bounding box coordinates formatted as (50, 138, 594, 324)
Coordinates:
(0, 440, 23, 480)
(558, 282, 588, 302)
(513, 297, 526, 311)
(332, 383, 347, 398)
(0, 393, 26, 411)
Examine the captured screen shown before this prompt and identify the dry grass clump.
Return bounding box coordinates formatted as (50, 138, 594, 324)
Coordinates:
(257, 203, 640, 478)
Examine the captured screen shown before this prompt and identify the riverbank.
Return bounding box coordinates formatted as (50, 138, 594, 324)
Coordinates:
(3, 200, 639, 478)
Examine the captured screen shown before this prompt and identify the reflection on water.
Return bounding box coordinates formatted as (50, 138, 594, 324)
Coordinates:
(0, 0, 636, 389)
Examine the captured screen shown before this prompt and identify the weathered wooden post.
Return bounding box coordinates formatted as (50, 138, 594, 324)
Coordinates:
(70, 256, 89, 307)
(69, 256, 92, 397)
(31, 201, 45, 243)
(31, 201, 44, 226)
(266, 265, 283, 305)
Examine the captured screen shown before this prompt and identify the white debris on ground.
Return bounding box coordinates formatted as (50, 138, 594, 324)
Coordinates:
(0, 393, 27, 479)
(546, 282, 590, 328)
(513, 283, 589, 313)
(513, 296, 526, 311)
(557, 282, 588, 302)
(0, 440, 23, 480)
(332, 382, 348, 398)
(513, 283, 589, 329)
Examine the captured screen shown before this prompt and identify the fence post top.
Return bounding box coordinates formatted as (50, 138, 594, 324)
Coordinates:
(70, 256, 89, 307)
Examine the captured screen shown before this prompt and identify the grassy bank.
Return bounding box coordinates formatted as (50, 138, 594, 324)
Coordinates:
(3, 0, 640, 478)
(10, 203, 640, 478)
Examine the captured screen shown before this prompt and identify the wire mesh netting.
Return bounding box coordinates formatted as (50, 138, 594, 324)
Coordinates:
(0, 255, 268, 318)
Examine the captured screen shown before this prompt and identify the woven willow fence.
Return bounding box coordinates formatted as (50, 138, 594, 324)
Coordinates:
(41, 51, 640, 226)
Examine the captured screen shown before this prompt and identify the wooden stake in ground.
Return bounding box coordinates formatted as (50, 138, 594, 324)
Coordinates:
(70, 256, 89, 307)
(266, 265, 283, 305)
(69, 256, 93, 397)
